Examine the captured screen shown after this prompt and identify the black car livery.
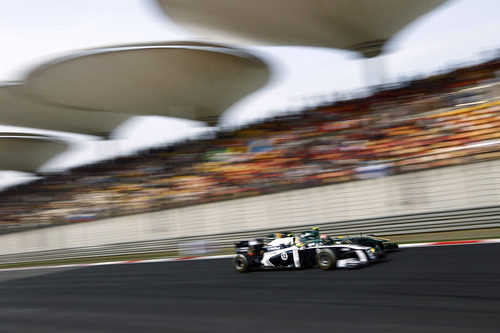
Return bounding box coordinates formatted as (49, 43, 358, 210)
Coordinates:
(233, 235, 376, 273)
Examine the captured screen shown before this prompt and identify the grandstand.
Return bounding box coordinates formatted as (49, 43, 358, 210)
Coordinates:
(0, 56, 498, 234)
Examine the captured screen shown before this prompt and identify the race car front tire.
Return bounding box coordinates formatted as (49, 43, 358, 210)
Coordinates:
(233, 254, 250, 273)
(317, 249, 336, 270)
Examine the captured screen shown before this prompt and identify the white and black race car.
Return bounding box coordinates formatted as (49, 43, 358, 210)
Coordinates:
(233, 234, 376, 273)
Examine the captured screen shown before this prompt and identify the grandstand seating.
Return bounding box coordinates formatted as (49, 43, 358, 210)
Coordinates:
(0, 58, 499, 233)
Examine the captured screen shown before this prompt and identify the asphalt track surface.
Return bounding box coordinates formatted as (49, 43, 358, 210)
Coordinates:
(0, 244, 499, 333)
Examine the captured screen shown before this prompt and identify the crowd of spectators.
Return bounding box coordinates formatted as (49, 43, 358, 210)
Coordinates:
(0, 57, 499, 233)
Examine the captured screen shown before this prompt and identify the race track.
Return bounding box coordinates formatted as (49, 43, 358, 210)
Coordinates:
(0, 244, 499, 332)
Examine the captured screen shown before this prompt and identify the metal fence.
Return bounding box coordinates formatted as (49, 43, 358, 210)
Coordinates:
(1, 205, 498, 264)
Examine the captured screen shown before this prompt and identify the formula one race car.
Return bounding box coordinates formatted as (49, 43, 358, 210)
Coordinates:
(267, 229, 398, 255)
(327, 235, 399, 257)
(233, 229, 376, 273)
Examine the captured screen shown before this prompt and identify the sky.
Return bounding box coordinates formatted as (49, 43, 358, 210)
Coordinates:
(0, 0, 499, 189)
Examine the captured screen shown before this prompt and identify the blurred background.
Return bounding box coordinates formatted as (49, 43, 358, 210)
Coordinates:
(0, 0, 499, 262)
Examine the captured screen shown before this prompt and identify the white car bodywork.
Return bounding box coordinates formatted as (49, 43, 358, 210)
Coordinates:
(262, 238, 372, 269)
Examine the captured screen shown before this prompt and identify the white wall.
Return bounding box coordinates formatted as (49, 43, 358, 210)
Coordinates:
(1, 159, 499, 255)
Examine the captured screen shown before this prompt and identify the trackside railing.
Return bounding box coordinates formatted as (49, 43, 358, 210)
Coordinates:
(0, 205, 499, 264)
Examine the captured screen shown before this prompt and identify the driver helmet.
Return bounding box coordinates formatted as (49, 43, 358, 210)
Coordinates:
(320, 234, 333, 245)
(310, 227, 320, 238)
(294, 235, 305, 248)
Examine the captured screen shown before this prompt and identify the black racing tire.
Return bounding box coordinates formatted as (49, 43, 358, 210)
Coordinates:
(316, 249, 336, 270)
(233, 254, 250, 273)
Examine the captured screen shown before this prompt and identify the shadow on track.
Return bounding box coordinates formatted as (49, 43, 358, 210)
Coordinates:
(1, 244, 499, 333)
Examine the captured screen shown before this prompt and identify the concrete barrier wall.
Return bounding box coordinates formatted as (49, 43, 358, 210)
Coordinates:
(1, 159, 499, 255)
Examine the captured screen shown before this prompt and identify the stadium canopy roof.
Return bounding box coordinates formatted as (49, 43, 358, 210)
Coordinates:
(0, 133, 68, 172)
(0, 84, 130, 137)
(156, 0, 446, 57)
(22, 41, 270, 126)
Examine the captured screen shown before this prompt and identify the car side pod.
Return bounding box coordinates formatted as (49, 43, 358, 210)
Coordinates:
(316, 249, 337, 270)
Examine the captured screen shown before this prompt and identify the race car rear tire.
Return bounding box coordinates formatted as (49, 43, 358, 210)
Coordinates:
(233, 254, 250, 273)
(317, 249, 336, 270)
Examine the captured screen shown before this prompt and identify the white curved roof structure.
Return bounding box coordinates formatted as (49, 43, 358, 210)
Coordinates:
(156, 0, 446, 57)
(23, 42, 270, 125)
(0, 84, 130, 136)
(0, 133, 68, 172)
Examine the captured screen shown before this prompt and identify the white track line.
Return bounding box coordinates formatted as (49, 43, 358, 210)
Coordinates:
(399, 238, 500, 248)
